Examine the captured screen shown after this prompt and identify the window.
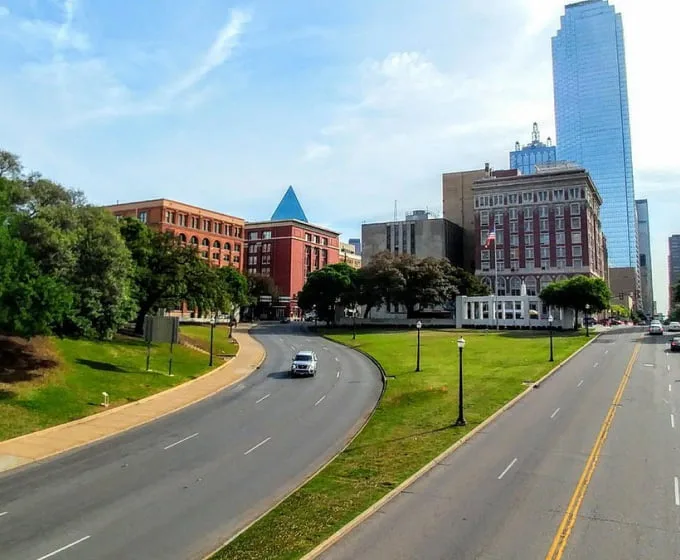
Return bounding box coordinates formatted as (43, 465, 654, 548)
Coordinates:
(557, 259, 566, 269)
(541, 247, 550, 259)
(556, 232, 565, 245)
(523, 192, 532, 203)
(526, 247, 535, 259)
(525, 234, 534, 246)
(314, 235, 320, 244)
(496, 249, 504, 261)
(402, 226, 407, 253)
(553, 189, 565, 201)
(234, 243, 241, 252)
(190, 236, 198, 245)
(248, 255, 257, 265)
(573, 245, 582, 257)
(509, 193, 518, 204)
(481, 261, 490, 271)
(540, 219, 549, 232)
(233, 255, 240, 263)
(571, 217, 581, 229)
(191, 217, 198, 229)
(248, 267, 257, 275)
(410, 223, 416, 254)
(557, 246, 566, 258)
(525, 277, 537, 296)
(480, 211, 489, 226)
(555, 205, 564, 217)
(201, 251, 208, 258)
(511, 260, 519, 271)
(165, 211, 175, 224)
(497, 278, 506, 296)
(510, 222, 518, 233)
(510, 248, 519, 260)
(511, 234, 519, 247)
(524, 220, 533, 232)
(203, 220, 210, 231)
(261, 254, 271, 265)
(538, 191, 548, 202)
(248, 244, 257, 253)
(510, 277, 522, 296)
(524, 207, 532, 220)
(178, 233, 186, 243)
(262, 243, 271, 253)
(223, 254, 230, 261)
(573, 258, 583, 268)
(212, 252, 220, 260)
(213, 222, 221, 234)
(481, 250, 490, 261)
(138, 211, 148, 223)
(263, 231, 272, 239)
(572, 232, 582, 244)
(525, 259, 534, 270)
(556, 218, 564, 231)
(496, 230, 504, 245)
(509, 208, 518, 221)
(323, 237, 328, 246)
(539, 206, 549, 218)
(213, 240, 221, 248)
(480, 229, 489, 245)
(386, 225, 391, 250)
(178, 214, 186, 226)
(540, 233, 550, 245)
(305, 233, 311, 242)
(201, 238, 210, 247)
(570, 203, 580, 215)
(249, 231, 258, 240)
(495, 213, 504, 227)
(261, 267, 271, 276)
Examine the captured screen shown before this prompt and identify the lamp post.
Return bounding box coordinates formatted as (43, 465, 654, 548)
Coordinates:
(352, 306, 357, 340)
(585, 303, 591, 337)
(548, 314, 554, 362)
(415, 320, 422, 372)
(455, 336, 467, 426)
(209, 315, 216, 367)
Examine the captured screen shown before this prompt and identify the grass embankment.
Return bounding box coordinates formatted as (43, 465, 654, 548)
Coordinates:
(212, 329, 588, 560)
(180, 324, 239, 360)
(0, 334, 213, 441)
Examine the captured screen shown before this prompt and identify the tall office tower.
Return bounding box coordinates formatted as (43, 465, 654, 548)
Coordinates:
(669, 235, 680, 315)
(635, 200, 654, 317)
(552, 0, 638, 275)
(510, 122, 557, 175)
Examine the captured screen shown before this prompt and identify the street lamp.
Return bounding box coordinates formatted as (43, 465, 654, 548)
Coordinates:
(209, 314, 216, 367)
(352, 306, 357, 340)
(455, 336, 467, 426)
(415, 320, 423, 372)
(548, 314, 554, 362)
(585, 303, 591, 337)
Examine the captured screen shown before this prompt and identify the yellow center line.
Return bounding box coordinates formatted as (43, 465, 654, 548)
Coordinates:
(545, 342, 641, 560)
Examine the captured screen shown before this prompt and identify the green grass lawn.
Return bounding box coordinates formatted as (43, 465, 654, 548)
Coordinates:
(0, 335, 212, 442)
(212, 328, 589, 560)
(180, 324, 239, 360)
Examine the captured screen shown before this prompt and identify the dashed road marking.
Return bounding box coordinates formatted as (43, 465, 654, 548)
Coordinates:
(498, 458, 518, 480)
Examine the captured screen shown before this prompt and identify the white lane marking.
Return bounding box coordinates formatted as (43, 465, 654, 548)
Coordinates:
(604, 350, 609, 354)
(675, 477, 680, 506)
(164, 432, 199, 450)
(670, 384, 673, 392)
(593, 363, 599, 368)
(314, 395, 327, 407)
(550, 408, 561, 419)
(0, 511, 7, 517)
(577, 379, 584, 388)
(669, 365, 672, 372)
(290, 345, 295, 351)
(256, 393, 271, 404)
(334, 357, 339, 362)
(672, 414, 675, 429)
(279, 338, 284, 343)
(35, 536, 91, 560)
(644, 363, 655, 367)
(337, 371, 340, 378)
(244, 437, 271, 456)
(498, 458, 518, 480)
(322, 346, 329, 351)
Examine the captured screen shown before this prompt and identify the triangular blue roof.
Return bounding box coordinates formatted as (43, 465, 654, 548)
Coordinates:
(271, 186, 308, 222)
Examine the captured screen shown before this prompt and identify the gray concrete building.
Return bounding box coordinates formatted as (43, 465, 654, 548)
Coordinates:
(669, 235, 680, 314)
(635, 199, 654, 317)
(361, 210, 463, 267)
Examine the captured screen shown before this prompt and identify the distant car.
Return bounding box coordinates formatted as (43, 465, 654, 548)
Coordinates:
(291, 350, 318, 377)
(280, 317, 291, 323)
(584, 317, 597, 326)
(668, 322, 680, 332)
(649, 321, 664, 335)
(671, 337, 680, 352)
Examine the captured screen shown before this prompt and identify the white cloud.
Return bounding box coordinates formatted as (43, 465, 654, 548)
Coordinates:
(302, 142, 331, 162)
(0, 6, 9, 18)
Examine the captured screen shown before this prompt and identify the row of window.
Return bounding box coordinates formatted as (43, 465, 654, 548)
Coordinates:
(177, 234, 241, 252)
(480, 258, 585, 272)
(475, 187, 587, 209)
(247, 254, 272, 266)
(385, 223, 417, 254)
(480, 203, 582, 225)
(480, 275, 570, 297)
(199, 250, 241, 263)
(161, 210, 243, 238)
(247, 267, 271, 276)
(481, 229, 583, 247)
(482, 244, 583, 261)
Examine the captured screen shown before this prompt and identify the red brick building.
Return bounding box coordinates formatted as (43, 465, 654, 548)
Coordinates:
(472, 162, 608, 297)
(104, 199, 245, 270)
(245, 187, 340, 317)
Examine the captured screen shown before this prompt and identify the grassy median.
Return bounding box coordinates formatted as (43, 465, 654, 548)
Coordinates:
(0, 334, 212, 441)
(212, 328, 588, 560)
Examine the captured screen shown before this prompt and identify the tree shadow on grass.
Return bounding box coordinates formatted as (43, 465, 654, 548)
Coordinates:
(344, 424, 456, 453)
(75, 359, 128, 373)
(0, 389, 16, 401)
(0, 336, 58, 384)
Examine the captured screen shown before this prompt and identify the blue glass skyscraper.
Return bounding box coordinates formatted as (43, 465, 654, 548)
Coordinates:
(509, 122, 557, 175)
(552, 0, 637, 269)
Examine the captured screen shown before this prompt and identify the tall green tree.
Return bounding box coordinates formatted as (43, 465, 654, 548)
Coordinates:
(391, 255, 451, 318)
(540, 275, 611, 329)
(356, 252, 405, 318)
(298, 264, 356, 324)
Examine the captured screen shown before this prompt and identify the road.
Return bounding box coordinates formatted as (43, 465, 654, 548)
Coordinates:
(321, 328, 680, 560)
(0, 323, 382, 560)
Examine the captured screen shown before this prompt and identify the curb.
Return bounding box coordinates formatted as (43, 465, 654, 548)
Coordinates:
(301, 332, 603, 560)
(202, 333, 387, 560)
(0, 326, 266, 475)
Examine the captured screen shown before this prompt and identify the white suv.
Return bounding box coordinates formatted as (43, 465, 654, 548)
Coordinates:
(291, 351, 318, 377)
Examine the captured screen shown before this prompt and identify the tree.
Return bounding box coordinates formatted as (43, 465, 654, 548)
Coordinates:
(540, 275, 611, 329)
(391, 255, 451, 318)
(0, 150, 22, 179)
(298, 264, 355, 324)
(443, 264, 492, 297)
(215, 265, 249, 319)
(247, 273, 279, 303)
(356, 253, 405, 318)
(609, 304, 630, 319)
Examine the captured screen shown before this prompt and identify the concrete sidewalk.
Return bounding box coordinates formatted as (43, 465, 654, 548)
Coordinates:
(0, 326, 265, 474)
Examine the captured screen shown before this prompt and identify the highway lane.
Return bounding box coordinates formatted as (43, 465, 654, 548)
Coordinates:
(0, 323, 382, 560)
(321, 328, 652, 560)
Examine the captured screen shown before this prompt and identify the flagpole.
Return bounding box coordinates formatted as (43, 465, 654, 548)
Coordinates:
(494, 237, 499, 330)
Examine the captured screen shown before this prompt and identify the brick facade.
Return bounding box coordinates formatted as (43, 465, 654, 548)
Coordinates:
(245, 220, 340, 315)
(104, 199, 245, 271)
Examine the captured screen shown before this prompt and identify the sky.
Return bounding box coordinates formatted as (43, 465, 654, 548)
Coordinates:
(0, 0, 677, 312)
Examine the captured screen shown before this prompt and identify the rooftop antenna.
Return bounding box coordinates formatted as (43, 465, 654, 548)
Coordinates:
(515, 141, 521, 151)
(546, 136, 553, 147)
(532, 122, 540, 144)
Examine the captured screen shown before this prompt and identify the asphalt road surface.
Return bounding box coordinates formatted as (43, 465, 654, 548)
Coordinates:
(322, 328, 680, 560)
(0, 323, 382, 560)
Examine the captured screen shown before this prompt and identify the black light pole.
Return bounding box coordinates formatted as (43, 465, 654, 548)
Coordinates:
(209, 315, 215, 367)
(455, 336, 467, 426)
(415, 320, 422, 372)
(585, 303, 591, 337)
(548, 313, 554, 362)
(352, 306, 357, 340)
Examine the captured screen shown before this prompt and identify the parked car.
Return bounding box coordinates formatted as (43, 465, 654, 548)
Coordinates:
(671, 337, 680, 352)
(649, 321, 664, 335)
(668, 322, 680, 332)
(290, 350, 318, 377)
